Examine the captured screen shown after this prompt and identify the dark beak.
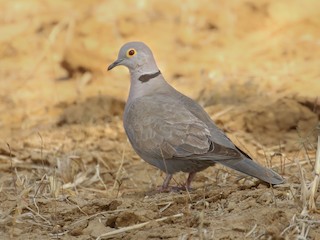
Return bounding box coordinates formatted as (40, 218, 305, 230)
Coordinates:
(107, 58, 123, 71)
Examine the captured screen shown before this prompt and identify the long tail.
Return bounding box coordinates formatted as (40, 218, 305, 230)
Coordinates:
(219, 158, 284, 184)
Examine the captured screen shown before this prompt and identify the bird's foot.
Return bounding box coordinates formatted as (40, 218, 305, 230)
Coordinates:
(156, 185, 192, 193)
(170, 185, 193, 192)
(157, 172, 195, 193)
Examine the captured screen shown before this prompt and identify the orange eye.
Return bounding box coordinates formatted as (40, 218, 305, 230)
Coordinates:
(127, 49, 136, 57)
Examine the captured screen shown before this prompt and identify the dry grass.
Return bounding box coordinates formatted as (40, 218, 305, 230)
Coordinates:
(0, 0, 320, 239)
(1, 129, 319, 239)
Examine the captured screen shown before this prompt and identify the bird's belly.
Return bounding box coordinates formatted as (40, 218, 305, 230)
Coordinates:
(134, 148, 213, 174)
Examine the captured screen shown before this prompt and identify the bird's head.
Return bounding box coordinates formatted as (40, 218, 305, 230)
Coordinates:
(108, 42, 158, 73)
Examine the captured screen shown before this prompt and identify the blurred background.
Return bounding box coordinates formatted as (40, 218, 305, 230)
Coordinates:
(1, 1, 320, 239)
(1, 0, 319, 141)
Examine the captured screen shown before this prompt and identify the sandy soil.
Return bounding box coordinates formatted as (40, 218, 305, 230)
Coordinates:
(0, 0, 320, 239)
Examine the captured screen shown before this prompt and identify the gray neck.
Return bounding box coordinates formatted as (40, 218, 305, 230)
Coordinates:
(127, 70, 173, 101)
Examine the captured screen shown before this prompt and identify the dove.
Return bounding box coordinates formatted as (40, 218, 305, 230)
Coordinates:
(108, 41, 284, 191)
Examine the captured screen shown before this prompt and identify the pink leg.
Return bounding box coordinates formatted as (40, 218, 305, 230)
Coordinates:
(186, 172, 196, 190)
(158, 172, 196, 192)
(159, 174, 173, 191)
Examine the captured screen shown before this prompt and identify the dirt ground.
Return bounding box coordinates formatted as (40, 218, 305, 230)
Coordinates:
(1, 0, 320, 239)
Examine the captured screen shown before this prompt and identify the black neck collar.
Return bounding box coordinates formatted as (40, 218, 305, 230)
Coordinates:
(138, 70, 161, 83)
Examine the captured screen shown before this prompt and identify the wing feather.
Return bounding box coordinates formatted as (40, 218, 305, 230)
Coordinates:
(124, 96, 240, 161)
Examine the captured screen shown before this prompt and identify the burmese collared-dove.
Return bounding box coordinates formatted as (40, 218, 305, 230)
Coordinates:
(108, 42, 284, 190)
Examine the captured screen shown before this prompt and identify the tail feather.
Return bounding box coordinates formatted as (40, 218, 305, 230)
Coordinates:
(219, 158, 284, 185)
